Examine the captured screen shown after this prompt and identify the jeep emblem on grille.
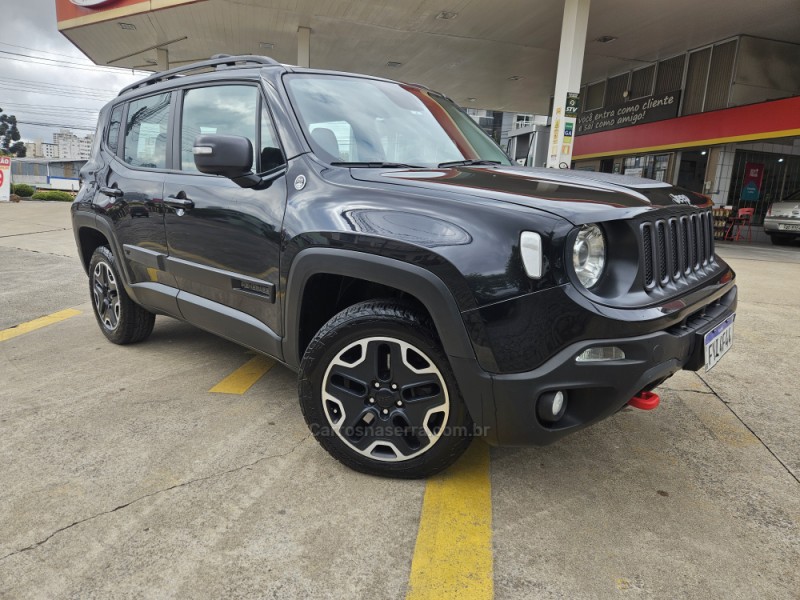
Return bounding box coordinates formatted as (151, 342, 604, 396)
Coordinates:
(669, 193, 692, 205)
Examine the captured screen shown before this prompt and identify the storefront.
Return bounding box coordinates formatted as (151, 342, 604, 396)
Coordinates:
(572, 95, 800, 224)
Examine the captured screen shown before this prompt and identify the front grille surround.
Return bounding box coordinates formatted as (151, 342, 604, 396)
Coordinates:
(640, 209, 715, 291)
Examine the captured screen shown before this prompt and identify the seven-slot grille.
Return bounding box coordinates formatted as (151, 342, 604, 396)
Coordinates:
(640, 210, 714, 289)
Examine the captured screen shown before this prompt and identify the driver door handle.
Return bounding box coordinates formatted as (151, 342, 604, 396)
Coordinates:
(165, 192, 195, 210)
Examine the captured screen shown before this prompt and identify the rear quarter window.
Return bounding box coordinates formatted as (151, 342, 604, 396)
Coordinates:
(106, 105, 123, 154)
(123, 93, 171, 169)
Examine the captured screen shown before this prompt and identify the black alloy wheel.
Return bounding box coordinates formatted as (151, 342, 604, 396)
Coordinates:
(88, 246, 155, 344)
(299, 300, 473, 478)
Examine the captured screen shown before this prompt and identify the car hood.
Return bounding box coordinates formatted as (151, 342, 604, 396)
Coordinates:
(349, 165, 711, 224)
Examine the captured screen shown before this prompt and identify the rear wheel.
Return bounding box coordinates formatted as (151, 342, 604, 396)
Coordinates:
(89, 246, 155, 344)
(299, 300, 473, 478)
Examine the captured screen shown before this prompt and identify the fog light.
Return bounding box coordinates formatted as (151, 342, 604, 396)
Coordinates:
(537, 390, 567, 423)
(576, 346, 625, 362)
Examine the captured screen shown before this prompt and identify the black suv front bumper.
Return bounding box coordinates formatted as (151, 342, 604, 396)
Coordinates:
(451, 284, 737, 446)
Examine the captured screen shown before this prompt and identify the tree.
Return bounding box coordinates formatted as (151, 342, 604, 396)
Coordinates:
(0, 108, 26, 157)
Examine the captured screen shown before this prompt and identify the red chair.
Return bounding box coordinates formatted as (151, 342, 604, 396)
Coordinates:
(724, 207, 754, 242)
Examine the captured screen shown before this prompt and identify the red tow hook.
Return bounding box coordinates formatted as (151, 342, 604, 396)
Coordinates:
(628, 391, 660, 410)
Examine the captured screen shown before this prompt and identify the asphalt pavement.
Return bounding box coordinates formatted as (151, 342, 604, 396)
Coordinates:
(0, 201, 798, 599)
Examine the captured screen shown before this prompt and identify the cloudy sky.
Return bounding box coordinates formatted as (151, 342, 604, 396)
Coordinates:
(2, 0, 145, 144)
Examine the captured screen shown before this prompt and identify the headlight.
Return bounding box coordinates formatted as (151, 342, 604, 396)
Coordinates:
(572, 224, 605, 288)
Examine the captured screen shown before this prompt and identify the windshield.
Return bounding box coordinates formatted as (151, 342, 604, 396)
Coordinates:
(285, 74, 511, 168)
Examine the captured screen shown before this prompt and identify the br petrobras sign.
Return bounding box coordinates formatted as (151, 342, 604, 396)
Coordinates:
(0, 157, 11, 202)
(576, 90, 681, 136)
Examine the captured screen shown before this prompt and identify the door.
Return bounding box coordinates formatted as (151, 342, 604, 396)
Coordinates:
(677, 150, 709, 192)
(99, 94, 178, 300)
(164, 83, 288, 353)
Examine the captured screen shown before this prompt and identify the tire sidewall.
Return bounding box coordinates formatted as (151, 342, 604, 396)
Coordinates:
(88, 246, 151, 344)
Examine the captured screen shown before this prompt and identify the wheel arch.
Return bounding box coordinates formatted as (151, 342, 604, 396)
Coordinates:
(72, 212, 136, 286)
(77, 227, 110, 273)
(284, 249, 477, 370)
(284, 248, 494, 434)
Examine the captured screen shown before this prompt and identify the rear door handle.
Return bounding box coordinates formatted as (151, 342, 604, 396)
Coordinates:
(100, 186, 123, 198)
(165, 193, 195, 210)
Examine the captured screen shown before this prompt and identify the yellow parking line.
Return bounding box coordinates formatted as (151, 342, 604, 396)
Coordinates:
(209, 355, 275, 394)
(406, 441, 493, 600)
(0, 308, 81, 342)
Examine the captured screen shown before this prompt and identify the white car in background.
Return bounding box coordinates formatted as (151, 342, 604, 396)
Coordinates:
(764, 190, 800, 246)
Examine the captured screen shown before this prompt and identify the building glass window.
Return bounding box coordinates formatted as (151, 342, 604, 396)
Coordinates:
(705, 40, 737, 111)
(623, 153, 671, 181)
(629, 65, 655, 99)
(585, 81, 605, 110)
(655, 55, 685, 95)
(728, 150, 800, 224)
(605, 73, 629, 106)
(682, 48, 712, 115)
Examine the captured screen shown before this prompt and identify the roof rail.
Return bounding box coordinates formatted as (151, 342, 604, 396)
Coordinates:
(118, 54, 281, 96)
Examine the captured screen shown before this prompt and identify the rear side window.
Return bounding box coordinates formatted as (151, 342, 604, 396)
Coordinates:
(123, 93, 171, 169)
(106, 105, 123, 154)
(181, 85, 258, 172)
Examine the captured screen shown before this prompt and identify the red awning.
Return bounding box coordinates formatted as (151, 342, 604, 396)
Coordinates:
(573, 96, 800, 159)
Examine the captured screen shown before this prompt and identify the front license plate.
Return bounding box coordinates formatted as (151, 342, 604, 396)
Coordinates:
(778, 223, 800, 232)
(704, 314, 735, 371)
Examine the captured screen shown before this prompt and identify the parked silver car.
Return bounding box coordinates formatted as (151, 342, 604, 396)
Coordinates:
(764, 190, 800, 245)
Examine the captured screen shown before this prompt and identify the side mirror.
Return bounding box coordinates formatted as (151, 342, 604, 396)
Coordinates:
(193, 134, 260, 188)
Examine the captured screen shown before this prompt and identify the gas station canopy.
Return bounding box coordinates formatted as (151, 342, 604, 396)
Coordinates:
(57, 0, 800, 114)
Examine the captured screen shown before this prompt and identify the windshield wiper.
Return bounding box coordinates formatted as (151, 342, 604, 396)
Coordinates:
(437, 159, 502, 168)
(330, 161, 423, 169)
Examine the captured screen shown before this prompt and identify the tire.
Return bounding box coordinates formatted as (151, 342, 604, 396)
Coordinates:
(298, 299, 473, 478)
(88, 246, 155, 344)
(769, 234, 794, 246)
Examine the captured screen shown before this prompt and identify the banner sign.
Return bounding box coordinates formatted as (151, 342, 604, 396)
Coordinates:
(565, 92, 580, 117)
(576, 90, 681, 135)
(0, 157, 10, 202)
(740, 162, 764, 202)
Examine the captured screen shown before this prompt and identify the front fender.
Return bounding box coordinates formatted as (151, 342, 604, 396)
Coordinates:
(282, 247, 497, 435)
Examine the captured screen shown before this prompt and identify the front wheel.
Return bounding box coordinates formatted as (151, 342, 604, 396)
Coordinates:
(299, 300, 473, 478)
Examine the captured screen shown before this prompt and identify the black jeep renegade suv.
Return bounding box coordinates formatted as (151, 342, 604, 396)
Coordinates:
(72, 55, 737, 478)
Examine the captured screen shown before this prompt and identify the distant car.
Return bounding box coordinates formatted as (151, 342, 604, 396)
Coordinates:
(764, 190, 800, 245)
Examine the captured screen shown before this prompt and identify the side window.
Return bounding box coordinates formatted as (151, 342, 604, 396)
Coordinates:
(107, 105, 123, 154)
(123, 93, 171, 169)
(260, 103, 286, 172)
(181, 85, 258, 172)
